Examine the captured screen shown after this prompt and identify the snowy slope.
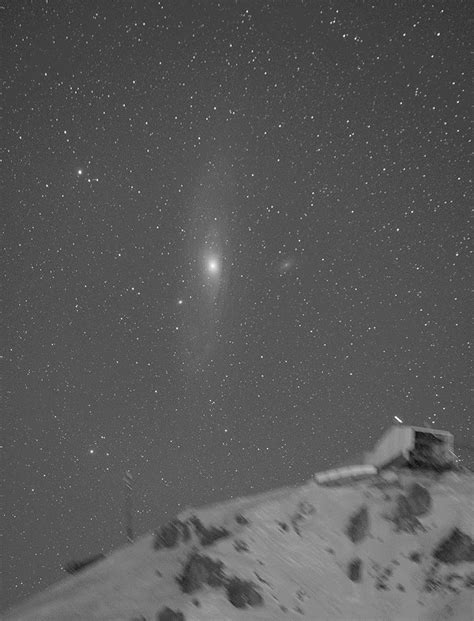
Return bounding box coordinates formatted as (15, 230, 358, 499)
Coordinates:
(4, 469, 474, 621)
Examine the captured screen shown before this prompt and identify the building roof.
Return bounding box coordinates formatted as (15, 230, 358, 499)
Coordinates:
(409, 426, 453, 438)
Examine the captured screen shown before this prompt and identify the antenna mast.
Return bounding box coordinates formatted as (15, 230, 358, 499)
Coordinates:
(123, 470, 134, 544)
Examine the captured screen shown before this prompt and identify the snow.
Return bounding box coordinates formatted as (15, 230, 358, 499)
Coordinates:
(5, 470, 474, 621)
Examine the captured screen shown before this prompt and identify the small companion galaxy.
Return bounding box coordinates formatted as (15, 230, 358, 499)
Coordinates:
(4, 0, 471, 612)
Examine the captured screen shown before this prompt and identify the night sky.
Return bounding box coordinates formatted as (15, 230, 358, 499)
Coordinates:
(4, 0, 471, 612)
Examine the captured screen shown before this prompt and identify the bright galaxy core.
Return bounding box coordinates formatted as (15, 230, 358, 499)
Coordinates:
(206, 256, 220, 275)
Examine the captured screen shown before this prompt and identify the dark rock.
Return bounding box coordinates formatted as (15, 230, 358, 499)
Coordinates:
(176, 551, 227, 594)
(233, 538, 249, 552)
(254, 571, 271, 586)
(396, 516, 424, 534)
(189, 516, 231, 547)
(297, 500, 316, 516)
(192, 598, 200, 607)
(396, 494, 411, 518)
(291, 519, 301, 536)
(154, 519, 189, 550)
(277, 521, 289, 532)
(406, 483, 432, 516)
(433, 528, 474, 564)
(346, 505, 369, 543)
(180, 521, 191, 542)
(157, 607, 185, 621)
(235, 513, 250, 525)
(409, 551, 421, 563)
(63, 553, 105, 575)
(347, 558, 362, 582)
(226, 577, 264, 608)
(424, 568, 443, 593)
(291, 501, 316, 536)
(397, 583, 405, 591)
(394, 495, 425, 533)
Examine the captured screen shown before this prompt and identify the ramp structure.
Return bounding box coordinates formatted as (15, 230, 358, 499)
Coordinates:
(314, 464, 377, 486)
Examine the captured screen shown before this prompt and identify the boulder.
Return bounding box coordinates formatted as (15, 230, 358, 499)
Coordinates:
(189, 516, 231, 547)
(226, 577, 264, 608)
(235, 513, 250, 525)
(233, 538, 249, 552)
(154, 519, 190, 549)
(433, 528, 474, 564)
(346, 505, 369, 543)
(154, 520, 180, 549)
(176, 551, 227, 594)
(157, 607, 185, 620)
(406, 483, 432, 516)
(347, 558, 362, 582)
(393, 494, 425, 533)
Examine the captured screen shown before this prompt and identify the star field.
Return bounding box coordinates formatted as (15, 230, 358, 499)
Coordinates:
(4, 0, 471, 611)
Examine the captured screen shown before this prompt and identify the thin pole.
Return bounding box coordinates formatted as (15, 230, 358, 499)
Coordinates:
(123, 470, 134, 543)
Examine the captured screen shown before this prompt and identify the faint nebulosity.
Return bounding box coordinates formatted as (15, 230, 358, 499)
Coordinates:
(4, 0, 471, 612)
(182, 155, 232, 376)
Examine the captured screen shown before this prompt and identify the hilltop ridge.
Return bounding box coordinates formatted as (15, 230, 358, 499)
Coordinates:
(5, 466, 474, 621)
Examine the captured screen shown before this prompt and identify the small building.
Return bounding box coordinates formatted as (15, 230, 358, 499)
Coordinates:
(364, 425, 456, 472)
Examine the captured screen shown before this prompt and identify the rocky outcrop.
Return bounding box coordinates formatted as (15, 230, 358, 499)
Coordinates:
(291, 500, 316, 535)
(63, 553, 105, 575)
(189, 516, 231, 547)
(233, 538, 249, 552)
(154, 515, 231, 551)
(156, 607, 185, 620)
(405, 483, 432, 516)
(175, 549, 264, 609)
(226, 577, 264, 608)
(347, 558, 362, 582)
(154, 519, 190, 550)
(176, 551, 227, 594)
(346, 505, 369, 543)
(393, 494, 425, 533)
(235, 513, 250, 525)
(433, 528, 474, 564)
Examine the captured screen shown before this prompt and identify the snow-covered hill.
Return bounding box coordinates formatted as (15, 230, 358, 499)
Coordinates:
(5, 468, 473, 621)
